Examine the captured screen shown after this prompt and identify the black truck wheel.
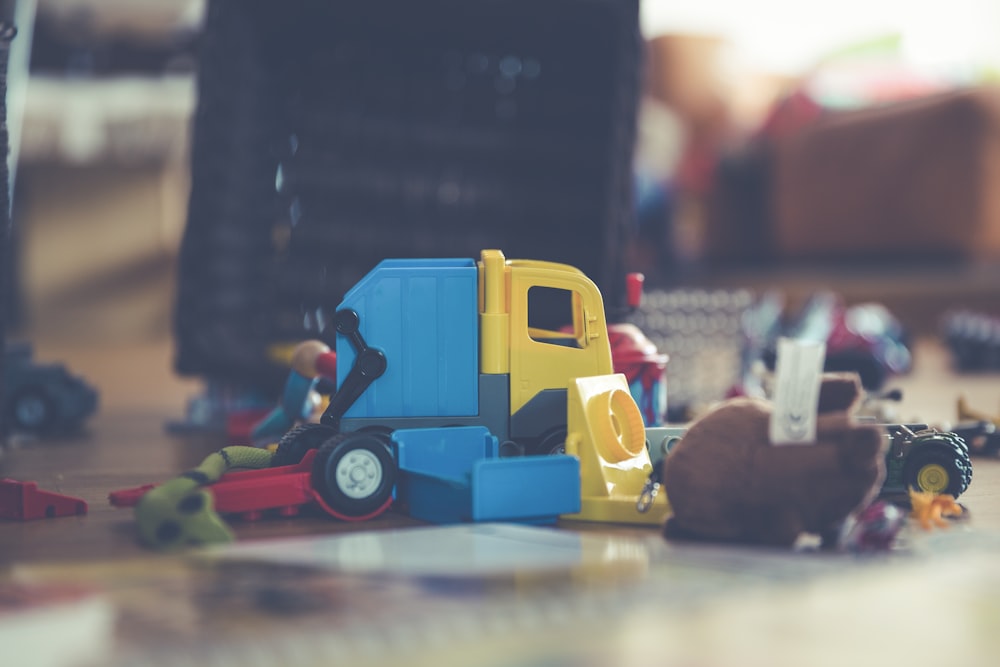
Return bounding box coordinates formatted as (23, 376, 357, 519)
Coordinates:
(538, 427, 568, 456)
(272, 423, 338, 466)
(903, 448, 971, 497)
(311, 431, 396, 519)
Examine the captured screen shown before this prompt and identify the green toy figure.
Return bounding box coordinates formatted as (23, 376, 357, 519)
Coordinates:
(135, 446, 273, 550)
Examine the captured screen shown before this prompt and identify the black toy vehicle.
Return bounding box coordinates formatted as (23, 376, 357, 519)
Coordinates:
(881, 424, 972, 499)
(758, 292, 912, 391)
(4, 342, 98, 433)
(949, 419, 1000, 457)
(942, 309, 1000, 371)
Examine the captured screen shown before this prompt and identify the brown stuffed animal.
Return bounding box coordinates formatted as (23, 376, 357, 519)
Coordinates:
(662, 373, 886, 548)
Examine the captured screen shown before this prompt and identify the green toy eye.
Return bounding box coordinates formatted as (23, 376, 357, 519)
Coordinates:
(179, 494, 205, 514)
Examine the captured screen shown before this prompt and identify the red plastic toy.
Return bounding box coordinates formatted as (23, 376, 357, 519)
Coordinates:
(108, 450, 392, 523)
(0, 479, 88, 521)
(608, 323, 668, 426)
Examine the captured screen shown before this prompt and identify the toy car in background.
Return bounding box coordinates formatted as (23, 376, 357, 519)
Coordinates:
(949, 419, 1000, 458)
(942, 309, 1000, 371)
(952, 396, 1000, 456)
(759, 291, 912, 391)
(607, 323, 668, 426)
(880, 424, 972, 499)
(4, 342, 98, 434)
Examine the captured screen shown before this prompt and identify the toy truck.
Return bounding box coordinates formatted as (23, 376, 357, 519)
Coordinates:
(4, 341, 98, 434)
(275, 250, 665, 522)
(880, 424, 972, 498)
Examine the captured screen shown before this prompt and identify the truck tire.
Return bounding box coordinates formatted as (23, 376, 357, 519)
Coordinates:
(903, 448, 971, 497)
(311, 431, 396, 519)
(272, 423, 338, 466)
(538, 427, 568, 456)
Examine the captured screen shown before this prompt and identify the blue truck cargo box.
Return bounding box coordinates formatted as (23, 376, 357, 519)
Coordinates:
(336, 258, 479, 419)
(393, 426, 581, 524)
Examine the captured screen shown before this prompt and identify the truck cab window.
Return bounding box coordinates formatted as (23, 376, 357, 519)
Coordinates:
(527, 286, 585, 349)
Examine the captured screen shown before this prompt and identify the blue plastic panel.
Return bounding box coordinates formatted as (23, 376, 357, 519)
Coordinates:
(472, 456, 580, 521)
(394, 426, 497, 475)
(337, 258, 478, 418)
(393, 426, 580, 524)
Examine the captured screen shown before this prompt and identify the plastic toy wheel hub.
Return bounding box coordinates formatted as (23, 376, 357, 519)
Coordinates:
(336, 450, 383, 499)
(311, 431, 397, 519)
(12, 390, 52, 431)
(916, 463, 950, 494)
(16, 396, 46, 425)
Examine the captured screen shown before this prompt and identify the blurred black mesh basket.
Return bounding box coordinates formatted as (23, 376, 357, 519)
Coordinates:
(174, 0, 641, 393)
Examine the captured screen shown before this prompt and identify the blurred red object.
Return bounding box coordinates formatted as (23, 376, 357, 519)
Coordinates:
(0, 479, 87, 521)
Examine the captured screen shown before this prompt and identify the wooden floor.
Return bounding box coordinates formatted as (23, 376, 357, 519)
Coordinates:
(2, 334, 1000, 566)
(3, 334, 1000, 666)
(0, 336, 422, 566)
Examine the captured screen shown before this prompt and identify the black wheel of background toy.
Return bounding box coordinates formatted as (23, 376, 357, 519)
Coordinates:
(538, 427, 568, 456)
(903, 449, 968, 497)
(520, 426, 567, 457)
(984, 433, 1000, 457)
(272, 423, 338, 466)
(311, 431, 396, 518)
(9, 388, 55, 433)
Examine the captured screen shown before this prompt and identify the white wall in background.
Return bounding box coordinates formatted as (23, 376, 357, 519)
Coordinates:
(641, 0, 1000, 76)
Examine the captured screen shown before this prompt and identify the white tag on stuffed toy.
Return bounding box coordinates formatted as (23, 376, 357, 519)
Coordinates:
(769, 337, 826, 445)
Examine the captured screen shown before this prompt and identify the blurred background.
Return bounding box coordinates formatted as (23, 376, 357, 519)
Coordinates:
(3, 0, 1000, 418)
(5, 0, 199, 343)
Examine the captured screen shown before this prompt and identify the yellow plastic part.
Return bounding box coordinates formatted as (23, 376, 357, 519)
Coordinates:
(592, 387, 646, 462)
(267, 342, 301, 366)
(506, 260, 614, 415)
(479, 249, 510, 375)
(915, 463, 950, 494)
(561, 374, 670, 525)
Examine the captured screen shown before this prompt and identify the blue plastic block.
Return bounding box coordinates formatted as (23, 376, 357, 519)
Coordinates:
(470, 456, 581, 523)
(337, 258, 479, 419)
(393, 426, 581, 525)
(394, 425, 498, 473)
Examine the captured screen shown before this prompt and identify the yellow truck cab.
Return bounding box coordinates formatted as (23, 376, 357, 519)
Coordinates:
(479, 250, 615, 452)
